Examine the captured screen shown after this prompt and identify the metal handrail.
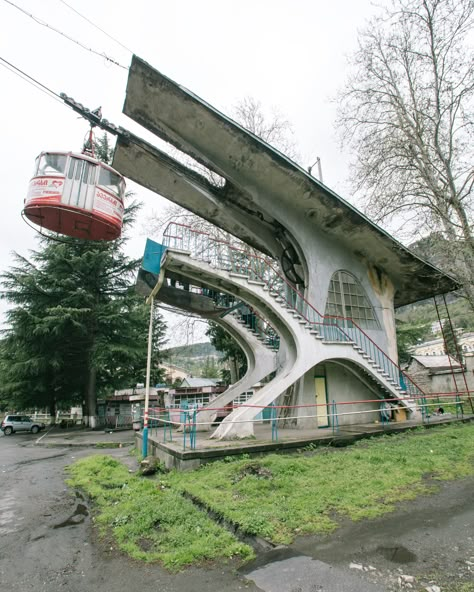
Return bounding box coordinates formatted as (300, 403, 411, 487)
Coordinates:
(222, 302, 280, 350)
(162, 222, 426, 399)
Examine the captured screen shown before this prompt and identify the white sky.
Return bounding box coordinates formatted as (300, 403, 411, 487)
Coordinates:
(0, 0, 386, 346)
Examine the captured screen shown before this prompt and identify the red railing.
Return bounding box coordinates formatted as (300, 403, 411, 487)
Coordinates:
(162, 222, 427, 402)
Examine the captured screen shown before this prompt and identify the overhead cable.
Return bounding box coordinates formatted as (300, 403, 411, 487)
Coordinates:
(58, 0, 133, 55)
(3, 0, 128, 69)
(0, 55, 64, 104)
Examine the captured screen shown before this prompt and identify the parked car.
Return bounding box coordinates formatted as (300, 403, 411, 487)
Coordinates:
(1, 415, 46, 436)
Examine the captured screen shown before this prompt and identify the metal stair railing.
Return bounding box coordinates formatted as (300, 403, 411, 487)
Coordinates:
(163, 222, 426, 402)
(221, 303, 280, 351)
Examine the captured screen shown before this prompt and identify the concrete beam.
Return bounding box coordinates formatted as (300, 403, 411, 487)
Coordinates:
(115, 55, 458, 306)
(114, 132, 282, 259)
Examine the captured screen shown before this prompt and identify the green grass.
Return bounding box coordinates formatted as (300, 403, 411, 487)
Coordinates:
(66, 423, 474, 569)
(66, 455, 253, 570)
(170, 423, 474, 545)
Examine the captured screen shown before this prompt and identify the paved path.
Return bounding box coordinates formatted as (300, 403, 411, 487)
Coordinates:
(0, 433, 259, 592)
(35, 425, 136, 447)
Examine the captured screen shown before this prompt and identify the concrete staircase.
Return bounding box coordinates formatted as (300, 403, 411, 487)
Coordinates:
(160, 247, 420, 439)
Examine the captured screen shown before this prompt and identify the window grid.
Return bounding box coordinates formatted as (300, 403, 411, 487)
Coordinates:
(325, 271, 379, 330)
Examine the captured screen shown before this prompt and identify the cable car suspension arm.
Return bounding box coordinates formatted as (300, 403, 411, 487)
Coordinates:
(60, 92, 131, 145)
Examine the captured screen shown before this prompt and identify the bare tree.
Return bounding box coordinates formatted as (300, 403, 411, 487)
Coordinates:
(337, 0, 474, 308)
(233, 97, 299, 161)
(147, 96, 299, 239)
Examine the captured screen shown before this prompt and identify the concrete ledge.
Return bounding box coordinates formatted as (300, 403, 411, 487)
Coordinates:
(137, 415, 474, 471)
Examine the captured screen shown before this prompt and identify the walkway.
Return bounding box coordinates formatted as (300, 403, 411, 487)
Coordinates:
(141, 414, 473, 470)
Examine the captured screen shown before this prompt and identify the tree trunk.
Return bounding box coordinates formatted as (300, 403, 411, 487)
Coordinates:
(85, 366, 98, 429)
(229, 356, 239, 384)
(48, 398, 56, 425)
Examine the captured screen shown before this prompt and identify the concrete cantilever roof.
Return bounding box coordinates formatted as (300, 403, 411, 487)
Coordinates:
(114, 55, 458, 308)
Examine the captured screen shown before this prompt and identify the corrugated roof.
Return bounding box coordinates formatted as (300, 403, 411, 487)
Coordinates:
(181, 377, 217, 387)
(412, 355, 462, 371)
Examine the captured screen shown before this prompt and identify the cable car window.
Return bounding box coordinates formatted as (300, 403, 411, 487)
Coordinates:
(98, 168, 122, 198)
(37, 154, 67, 176)
(67, 158, 76, 179)
(81, 162, 91, 184)
(75, 161, 82, 181)
(32, 156, 40, 177)
(88, 164, 97, 185)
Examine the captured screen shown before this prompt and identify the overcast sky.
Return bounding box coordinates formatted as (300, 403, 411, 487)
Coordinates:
(0, 0, 386, 345)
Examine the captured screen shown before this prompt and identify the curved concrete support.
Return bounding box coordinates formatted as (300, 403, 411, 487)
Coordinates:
(161, 249, 413, 439)
(155, 283, 279, 430)
(195, 313, 277, 430)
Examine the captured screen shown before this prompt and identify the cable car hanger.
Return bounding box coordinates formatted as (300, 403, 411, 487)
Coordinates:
(23, 96, 130, 242)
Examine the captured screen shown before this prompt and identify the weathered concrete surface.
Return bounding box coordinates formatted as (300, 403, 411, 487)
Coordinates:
(114, 55, 458, 307)
(244, 552, 384, 592)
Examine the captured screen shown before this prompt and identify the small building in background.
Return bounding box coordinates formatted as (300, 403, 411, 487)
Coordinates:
(406, 354, 474, 395)
(159, 363, 189, 384)
(98, 386, 169, 429)
(165, 378, 226, 424)
(412, 331, 474, 356)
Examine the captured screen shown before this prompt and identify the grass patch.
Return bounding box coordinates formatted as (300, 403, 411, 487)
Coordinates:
(442, 584, 474, 592)
(169, 423, 474, 545)
(66, 455, 253, 570)
(66, 424, 474, 569)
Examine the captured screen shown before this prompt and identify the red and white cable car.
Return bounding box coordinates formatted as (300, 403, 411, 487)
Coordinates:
(23, 150, 125, 241)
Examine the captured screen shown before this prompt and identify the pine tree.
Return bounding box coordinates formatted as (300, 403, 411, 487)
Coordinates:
(0, 203, 164, 424)
(206, 321, 246, 383)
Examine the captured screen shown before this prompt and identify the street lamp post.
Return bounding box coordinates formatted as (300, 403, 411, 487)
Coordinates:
(142, 295, 154, 458)
(142, 267, 165, 458)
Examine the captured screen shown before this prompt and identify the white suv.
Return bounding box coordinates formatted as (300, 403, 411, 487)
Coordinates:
(1, 415, 46, 436)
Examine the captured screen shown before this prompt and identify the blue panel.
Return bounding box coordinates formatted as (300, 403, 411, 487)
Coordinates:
(142, 239, 166, 274)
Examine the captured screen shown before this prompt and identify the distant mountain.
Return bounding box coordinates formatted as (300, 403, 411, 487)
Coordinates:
(162, 341, 224, 375)
(163, 342, 222, 359)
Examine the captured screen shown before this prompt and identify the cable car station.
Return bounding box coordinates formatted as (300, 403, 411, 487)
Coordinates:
(24, 55, 471, 463)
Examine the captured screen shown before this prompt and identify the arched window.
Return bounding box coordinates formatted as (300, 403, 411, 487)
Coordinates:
(325, 270, 380, 330)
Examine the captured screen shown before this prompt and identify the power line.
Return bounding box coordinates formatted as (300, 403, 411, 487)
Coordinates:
(58, 0, 134, 55)
(3, 0, 128, 69)
(0, 56, 64, 105)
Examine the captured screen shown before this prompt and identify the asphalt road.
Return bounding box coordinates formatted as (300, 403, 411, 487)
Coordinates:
(1, 431, 473, 592)
(0, 433, 259, 592)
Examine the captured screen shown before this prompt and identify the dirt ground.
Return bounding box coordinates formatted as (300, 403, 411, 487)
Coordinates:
(1, 433, 472, 592)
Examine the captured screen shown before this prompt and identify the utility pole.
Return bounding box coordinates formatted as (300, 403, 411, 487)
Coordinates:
(308, 157, 323, 183)
(143, 267, 166, 457)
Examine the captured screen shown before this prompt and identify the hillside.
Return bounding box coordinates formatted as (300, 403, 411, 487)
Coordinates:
(396, 296, 474, 332)
(162, 341, 224, 376)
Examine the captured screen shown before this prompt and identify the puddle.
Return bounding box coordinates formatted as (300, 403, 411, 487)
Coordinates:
(377, 546, 417, 563)
(53, 503, 88, 529)
(239, 547, 301, 574)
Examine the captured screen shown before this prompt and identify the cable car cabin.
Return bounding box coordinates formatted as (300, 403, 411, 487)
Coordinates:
(23, 152, 125, 241)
